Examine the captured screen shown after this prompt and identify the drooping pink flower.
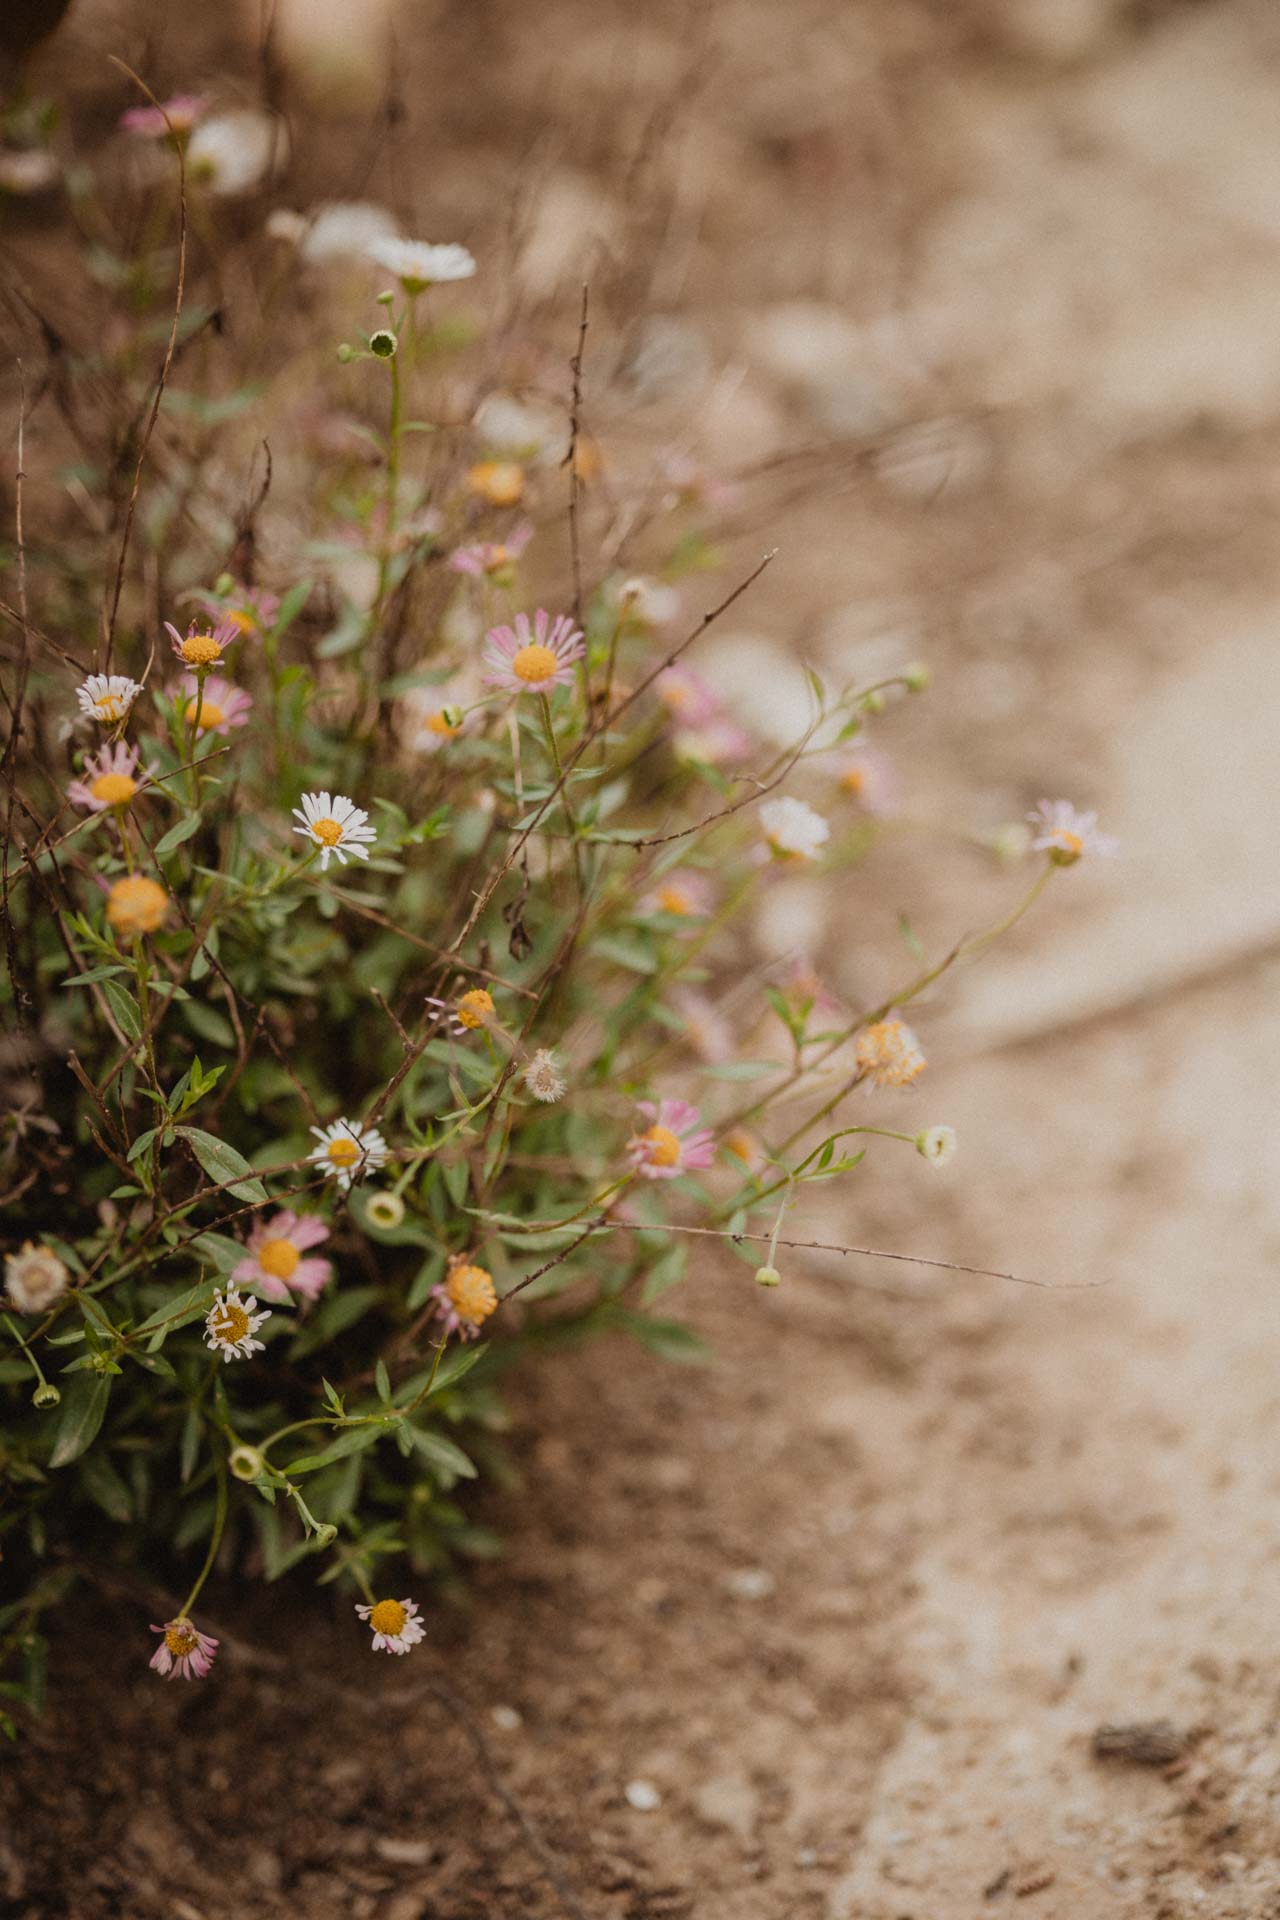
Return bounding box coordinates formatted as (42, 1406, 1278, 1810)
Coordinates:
(231, 1210, 333, 1303)
(149, 1616, 218, 1680)
(68, 740, 155, 813)
(626, 1098, 716, 1181)
(120, 95, 209, 139)
(449, 522, 533, 577)
(175, 672, 253, 736)
(482, 609, 584, 695)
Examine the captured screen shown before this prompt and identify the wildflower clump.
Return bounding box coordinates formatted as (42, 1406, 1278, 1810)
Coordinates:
(0, 109, 1113, 1717)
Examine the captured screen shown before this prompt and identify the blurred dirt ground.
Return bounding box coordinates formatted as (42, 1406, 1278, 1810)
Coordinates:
(6, 0, 1280, 1915)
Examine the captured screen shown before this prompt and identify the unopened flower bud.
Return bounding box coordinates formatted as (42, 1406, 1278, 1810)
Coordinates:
(369, 328, 397, 359)
(375, 287, 396, 307)
(903, 661, 931, 693)
(311, 1523, 338, 1550)
(228, 1443, 266, 1482)
(336, 342, 354, 363)
(440, 705, 463, 731)
(365, 1190, 406, 1232)
(861, 689, 886, 716)
(32, 1382, 61, 1409)
(754, 1265, 782, 1288)
(915, 1125, 957, 1167)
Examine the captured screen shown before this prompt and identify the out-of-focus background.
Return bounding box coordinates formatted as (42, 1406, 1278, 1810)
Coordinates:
(5, 1, 1280, 1915)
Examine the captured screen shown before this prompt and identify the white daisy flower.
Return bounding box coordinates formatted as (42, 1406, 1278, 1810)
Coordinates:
(759, 796, 830, 862)
(915, 1125, 957, 1166)
(75, 674, 143, 725)
(204, 1287, 271, 1363)
(310, 1117, 389, 1191)
(291, 792, 377, 870)
(355, 1596, 426, 1656)
(4, 1241, 69, 1314)
(367, 237, 476, 291)
(522, 1048, 566, 1103)
(187, 110, 288, 197)
(1027, 799, 1118, 868)
(269, 200, 400, 264)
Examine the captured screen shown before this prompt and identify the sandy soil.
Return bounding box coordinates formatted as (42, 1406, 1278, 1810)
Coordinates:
(6, 0, 1280, 1915)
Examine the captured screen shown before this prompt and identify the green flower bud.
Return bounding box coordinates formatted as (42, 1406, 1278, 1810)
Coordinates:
(903, 662, 931, 693)
(861, 689, 886, 715)
(336, 342, 355, 363)
(32, 1382, 61, 1409)
(311, 1524, 338, 1550)
(369, 328, 397, 359)
(754, 1265, 782, 1288)
(228, 1443, 266, 1483)
(365, 1190, 406, 1231)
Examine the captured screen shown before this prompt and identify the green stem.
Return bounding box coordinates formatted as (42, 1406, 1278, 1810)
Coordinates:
(179, 1447, 228, 1618)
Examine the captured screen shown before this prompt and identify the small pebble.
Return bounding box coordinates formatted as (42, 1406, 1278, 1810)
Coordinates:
(625, 1780, 662, 1812)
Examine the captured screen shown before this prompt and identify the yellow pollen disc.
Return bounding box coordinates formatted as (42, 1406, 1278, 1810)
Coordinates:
(326, 1135, 361, 1167)
(227, 609, 254, 633)
(212, 1303, 250, 1343)
(456, 989, 494, 1029)
(1056, 831, 1083, 855)
(468, 461, 524, 505)
(90, 771, 138, 806)
(258, 1238, 300, 1280)
(180, 635, 222, 667)
(98, 695, 125, 721)
(655, 885, 692, 916)
(106, 874, 168, 935)
(186, 699, 225, 731)
(643, 1124, 681, 1168)
(426, 710, 458, 736)
(840, 767, 865, 795)
(165, 1622, 198, 1656)
(512, 643, 558, 684)
(488, 545, 510, 567)
(447, 1264, 497, 1323)
(310, 817, 345, 847)
(369, 1599, 407, 1636)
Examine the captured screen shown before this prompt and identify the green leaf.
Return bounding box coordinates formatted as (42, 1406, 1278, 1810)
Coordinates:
(286, 1425, 386, 1475)
(154, 813, 201, 858)
(62, 964, 130, 988)
(375, 1359, 391, 1406)
(408, 1426, 477, 1481)
(175, 1127, 268, 1203)
(48, 1373, 111, 1468)
(102, 978, 141, 1042)
(79, 1449, 132, 1522)
(615, 1313, 710, 1365)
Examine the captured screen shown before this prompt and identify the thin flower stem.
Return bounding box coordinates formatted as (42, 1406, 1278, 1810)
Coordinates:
(179, 1446, 227, 1617)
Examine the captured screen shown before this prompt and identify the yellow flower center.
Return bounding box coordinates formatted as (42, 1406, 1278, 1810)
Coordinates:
(90, 771, 138, 807)
(426, 710, 459, 737)
(1051, 830, 1083, 865)
(165, 1621, 199, 1657)
(227, 608, 255, 633)
(97, 694, 125, 721)
(840, 767, 866, 795)
(511, 643, 558, 684)
(180, 634, 222, 667)
(369, 1599, 407, 1636)
(447, 1264, 498, 1325)
(488, 545, 510, 568)
(257, 1238, 300, 1280)
(211, 1302, 250, 1344)
(456, 988, 495, 1030)
(642, 1124, 681, 1168)
(468, 461, 524, 506)
(186, 699, 225, 732)
(106, 875, 168, 937)
(310, 817, 345, 847)
(326, 1135, 361, 1167)
(655, 884, 693, 916)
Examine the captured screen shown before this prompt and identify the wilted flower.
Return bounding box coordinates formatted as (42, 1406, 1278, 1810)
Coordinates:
(483, 610, 584, 695)
(429, 1261, 498, 1340)
(204, 1286, 270, 1363)
(76, 674, 143, 725)
(176, 672, 253, 735)
(68, 741, 154, 813)
(232, 1211, 332, 1302)
(106, 875, 168, 939)
(467, 460, 525, 507)
(149, 1617, 218, 1680)
(760, 796, 830, 862)
(292, 791, 377, 870)
(855, 1017, 926, 1090)
(626, 1098, 716, 1181)
(165, 617, 240, 671)
(120, 95, 209, 139)
(310, 1117, 389, 1190)
(355, 1596, 426, 1655)
(367, 237, 476, 292)
(426, 987, 496, 1035)
(4, 1241, 69, 1314)
(187, 110, 287, 196)
(449, 522, 533, 578)
(522, 1048, 566, 1103)
(1027, 799, 1117, 867)
(915, 1125, 957, 1166)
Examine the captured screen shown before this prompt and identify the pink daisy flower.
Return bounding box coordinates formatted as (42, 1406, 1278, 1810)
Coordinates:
(120, 95, 209, 139)
(355, 1596, 426, 1655)
(1027, 799, 1118, 867)
(642, 870, 713, 921)
(428, 1260, 499, 1341)
(174, 672, 253, 736)
(67, 740, 155, 813)
(165, 617, 241, 672)
(836, 746, 897, 816)
(192, 584, 281, 636)
(149, 1616, 218, 1680)
(231, 1210, 333, 1303)
(483, 609, 584, 695)
(449, 522, 533, 578)
(626, 1098, 716, 1181)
